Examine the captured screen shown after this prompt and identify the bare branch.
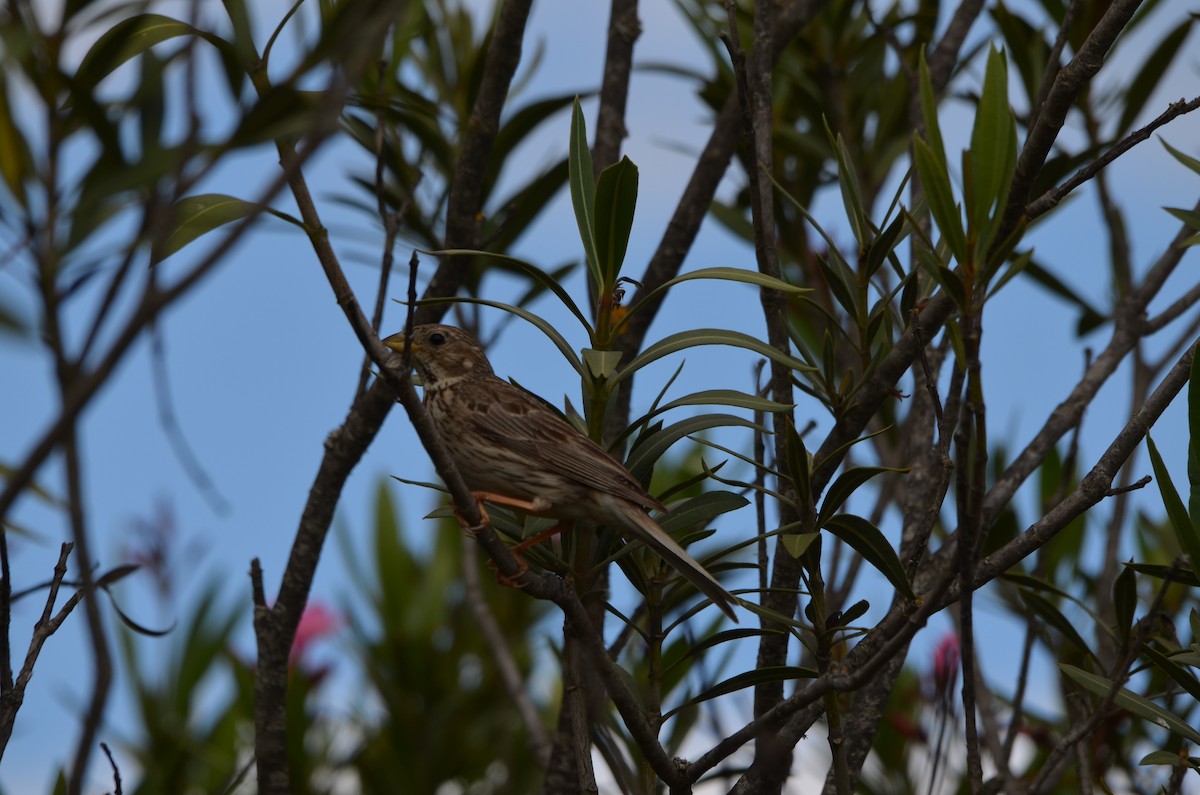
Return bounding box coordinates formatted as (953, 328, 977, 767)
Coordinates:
(1027, 95, 1200, 222)
(422, 0, 536, 302)
(999, 0, 1147, 238)
(0, 543, 77, 756)
(592, 0, 640, 174)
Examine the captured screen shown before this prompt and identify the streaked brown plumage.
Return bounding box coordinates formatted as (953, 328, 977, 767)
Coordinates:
(383, 324, 738, 621)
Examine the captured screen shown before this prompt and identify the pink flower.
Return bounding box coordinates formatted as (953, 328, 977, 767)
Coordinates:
(290, 602, 341, 668)
(931, 632, 960, 700)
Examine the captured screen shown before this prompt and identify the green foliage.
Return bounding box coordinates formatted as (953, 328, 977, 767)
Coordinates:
(118, 584, 251, 795)
(343, 482, 550, 794)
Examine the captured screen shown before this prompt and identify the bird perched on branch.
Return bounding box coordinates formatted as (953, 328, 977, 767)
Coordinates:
(383, 323, 738, 621)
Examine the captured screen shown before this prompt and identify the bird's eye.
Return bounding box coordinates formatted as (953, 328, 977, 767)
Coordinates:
(429, 332, 446, 346)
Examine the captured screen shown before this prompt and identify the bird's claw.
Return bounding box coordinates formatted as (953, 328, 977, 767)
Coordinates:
(488, 554, 530, 588)
(453, 497, 491, 536)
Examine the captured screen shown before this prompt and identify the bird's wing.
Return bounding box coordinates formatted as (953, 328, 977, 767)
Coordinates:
(465, 380, 664, 511)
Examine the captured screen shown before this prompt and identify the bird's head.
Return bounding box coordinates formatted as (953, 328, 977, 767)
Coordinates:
(382, 324, 494, 387)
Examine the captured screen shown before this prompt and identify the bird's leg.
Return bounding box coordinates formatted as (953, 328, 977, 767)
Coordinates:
(452, 491, 559, 587)
(453, 492, 551, 534)
(475, 491, 552, 515)
(511, 520, 572, 557)
(490, 519, 574, 586)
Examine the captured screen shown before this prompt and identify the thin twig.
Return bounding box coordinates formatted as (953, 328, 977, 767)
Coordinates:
(421, 0, 536, 306)
(355, 60, 418, 400)
(998, 0, 1147, 239)
(460, 541, 552, 768)
(100, 742, 122, 795)
(1026, 95, 1200, 222)
(1027, 0, 1082, 133)
(64, 430, 111, 795)
(0, 113, 343, 527)
(219, 753, 256, 795)
(981, 203, 1200, 530)
(1145, 279, 1200, 335)
(0, 530, 11, 696)
(149, 322, 230, 514)
(0, 543, 77, 755)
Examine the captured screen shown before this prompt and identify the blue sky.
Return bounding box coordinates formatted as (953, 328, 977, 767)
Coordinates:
(2, 0, 1199, 790)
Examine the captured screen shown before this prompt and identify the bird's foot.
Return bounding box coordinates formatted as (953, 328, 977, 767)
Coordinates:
(488, 554, 530, 588)
(453, 497, 491, 536)
(486, 521, 571, 589)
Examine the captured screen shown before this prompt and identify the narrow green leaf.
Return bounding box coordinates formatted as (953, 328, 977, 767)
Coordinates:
(412, 296, 584, 375)
(1003, 573, 1110, 630)
(1118, 21, 1193, 134)
(625, 414, 762, 482)
(1060, 663, 1200, 745)
(1188, 341, 1200, 528)
(667, 627, 786, 671)
(1020, 590, 1100, 665)
(1112, 565, 1136, 642)
(783, 420, 810, 505)
(1139, 750, 1200, 768)
(492, 92, 581, 165)
(156, 194, 260, 261)
(863, 212, 907, 279)
(913, 138, 966, 263)
(969, 47, 1013, 227)
(914, 246, 967, 309)
(817, 466, 907, 527)
(620, 267, 810, 330)
(823, 514, 914, 599)
(782, 532, 819, 559)
(1121, 563, 1200, 587)
(425, 249, 592, 333)
(917, 52, 947, 173)
(837, 599, 870, 627)
(568, 98, 601, 289)
(815, 255, 862, 321)
(0, 462, 65, 508)
(623, 389, 793, 440)
(1142, 645, 1200, 702)
(1164, 206, 1200, 231)
(1022, 259, 1107, 333)
(0, 79, 29, 207)
(825, 121, 868, 249)
(73, 13, 239, 97)
(658, 491, 749, 535)
(663, 666, 817, 719)
(614, 329, 813, 386)
(1146, 433, 1200, 584)
(593, 155, 638, 286)
(1162, 139, 1200, 177)
(988, 248, 1034, 297)
(655, 388, 793, 415)
(76, 14, 196, 84)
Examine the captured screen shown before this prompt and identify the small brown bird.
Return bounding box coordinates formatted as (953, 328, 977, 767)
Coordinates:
(383, 324, 738, 621)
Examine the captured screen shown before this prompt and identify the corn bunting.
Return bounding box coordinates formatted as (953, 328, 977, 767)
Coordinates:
(384, 324, 738, 621)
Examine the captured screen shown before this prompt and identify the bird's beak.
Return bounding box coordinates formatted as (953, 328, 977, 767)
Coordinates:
(382, 331, 408, 353)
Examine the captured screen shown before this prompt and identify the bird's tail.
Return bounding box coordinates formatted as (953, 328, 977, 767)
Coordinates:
(615, 501, 739, 622)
